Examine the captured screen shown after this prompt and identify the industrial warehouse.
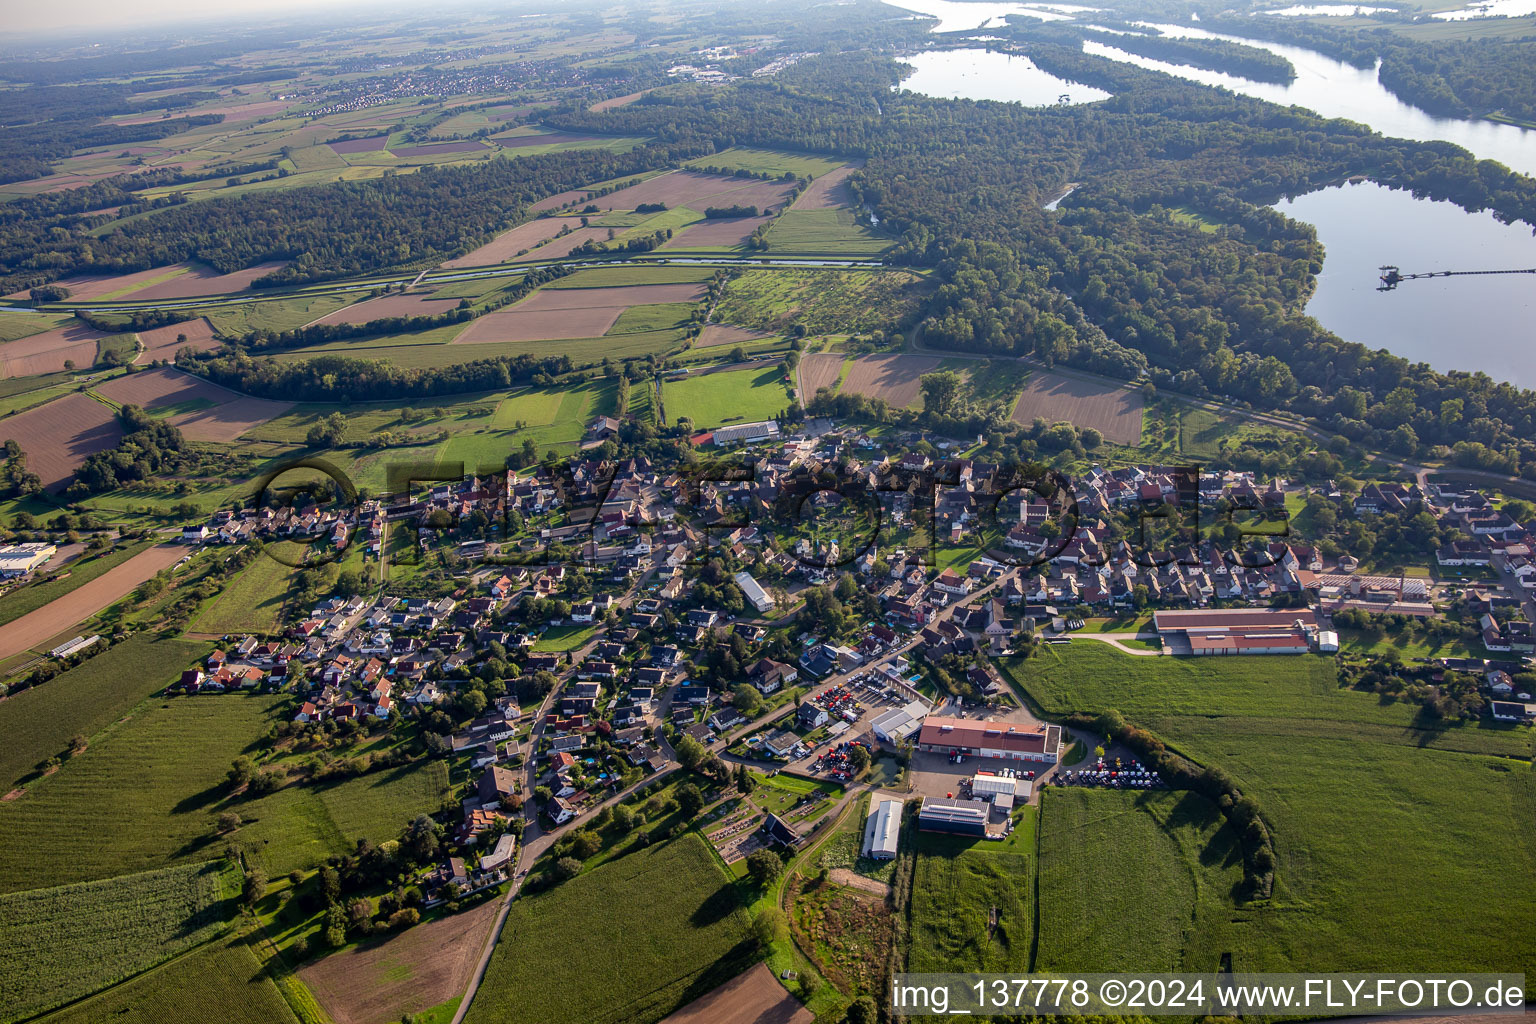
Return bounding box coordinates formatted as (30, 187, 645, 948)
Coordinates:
(917, 717, 1062, 763)
(1151, 607, 1338, 656)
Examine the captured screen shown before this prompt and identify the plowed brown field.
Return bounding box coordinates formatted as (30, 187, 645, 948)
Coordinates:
(94, 367, 293, 441)
(798, 352, 845, 395)
(839, 354, 942, 409)
(454, 283, 707, 344)
(135, 318, 219, 362)
(1010, 370, 1143, 444)
(791, 164, 858, 210)
(0, 393, 122, 490)
(663, 215, 770, 249)
(659, 963, 811, 1024)
(443, 217, 587, 268)
(698, 324, 773, 348)
(0, 324, 105, 377)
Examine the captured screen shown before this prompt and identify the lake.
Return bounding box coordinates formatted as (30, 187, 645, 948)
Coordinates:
(1082, 23, 1536, 175)
(898, 49, 1111, 106)
(1274, 181, 1536, 389)
(883, 0, 1087, 32)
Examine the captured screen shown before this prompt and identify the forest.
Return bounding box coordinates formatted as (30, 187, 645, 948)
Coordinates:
(0, 141, 708, 292)
(550, 45, 1536, 477)
(1078, 25, 1297, 84)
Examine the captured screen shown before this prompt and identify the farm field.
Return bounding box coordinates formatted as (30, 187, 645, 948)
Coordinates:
(283, 328, 683, 369)
(663, 366, 792, 429)
(443, 216, 589, 267)
(110, 261, 290, 302)
(663, 214, 771, 250)
(1152, 716, 1536, 975)
(0, 634, 206, 794)
(762, 209, 890, 255)
(697, 324, 772, 348)
(685, 148, 847, 179)
(1005, 644, 1536, 975)
(907, 811, 1037, 973)
(659, 963, 811, 1024)
(0, 694, 452, 891)
(0, 538, 152, 628)
(797, 352, 846, 396)
(454, 282, 705, 345)
(0, 543, 186, 662)
(542, 266, 715, 289)
(713, 269, 924, 336)
(311, 290, 464, 325)
(134, 318, 220, 361)
(999, 644, 1533, 757)
(1035, 788, 1243, 973)
(201, 292, 368, 337)
(31, 930, 299, 1024)
(1010, 371, 1144, 445)
(0, 860, 240, 1023)
(463, 834, 756, 1024)
(838, 354, 943, 409)
(0, 311, 74, 343)
(301, 895, 502, 1024)
(0, 322, 109, 377)
(609, 301, 696, 334)
(572, 169, 798, 215)
(788, 164, 860, 210)
(93, 367, 294, 441)
(248, 391, 505, 444)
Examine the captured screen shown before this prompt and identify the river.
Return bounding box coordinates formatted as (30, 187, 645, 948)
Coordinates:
(1082, 22, 1536, 176)
(1275, 181, 1536, 389)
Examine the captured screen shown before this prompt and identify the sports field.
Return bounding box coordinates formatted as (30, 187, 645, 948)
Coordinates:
(464, 834, 755, 1024)
(662, 366, 792, 429)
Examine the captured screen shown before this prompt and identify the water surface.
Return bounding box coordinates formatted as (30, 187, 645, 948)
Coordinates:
(899, 49, 1111, 105)
(1274, 181, 1536, 388)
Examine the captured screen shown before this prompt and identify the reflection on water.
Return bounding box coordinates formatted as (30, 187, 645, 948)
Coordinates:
(898, 49, 1112, 105)
(1082, 22, 1536, 175)
(1263, 4, 1393, 14)
(1433, 0, 1536, 19)
(882, 0, 1084, 32)
(1275, 181, 1536, 389)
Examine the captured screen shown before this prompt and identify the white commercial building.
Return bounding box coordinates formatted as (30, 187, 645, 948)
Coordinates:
(733, 571, 775, 613)
(870, 698, 930, 744)
(969, 774, 1017, 802)
(0, 542, 55, 578)
(861, 797, 903, 860)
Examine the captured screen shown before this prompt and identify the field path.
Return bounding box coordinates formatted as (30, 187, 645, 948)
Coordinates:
(1073, 633, 1165, 656)
(0, 544, 185, 661)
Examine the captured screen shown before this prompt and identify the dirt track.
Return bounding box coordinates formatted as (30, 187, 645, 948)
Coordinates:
(0, 544, 186, 661)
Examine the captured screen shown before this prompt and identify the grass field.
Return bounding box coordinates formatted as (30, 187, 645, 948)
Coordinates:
(608, 302, 696, 335)
(247, 391, 505, 444)
(33, 930, 299, 1024)
(0, 311, 75, 342)
(541, 266, 716, 289)
(713, 269, 923, 336)
(1035, 788, 1243, 973)
(685, 147, 847, 178)
(190, 547, 300, 634)
(463, 834, 756, 1024)
(0, 634, 206, 793)
(532, 623, 597, 651)
(999, 644, 1532, 757)
(1003, 644, 1536, 976)
(0, 694, 451, 891)
(0, 861, 240, 1023)
(762, 209, 891, 255)
(278, 327, 684, 369)
(907, 810, 1037, 973)
(0, 539, 152, 628)
(662, 366, 792, 429)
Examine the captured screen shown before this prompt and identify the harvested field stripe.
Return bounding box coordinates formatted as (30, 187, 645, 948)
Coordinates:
(0, 544, 187, 662)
